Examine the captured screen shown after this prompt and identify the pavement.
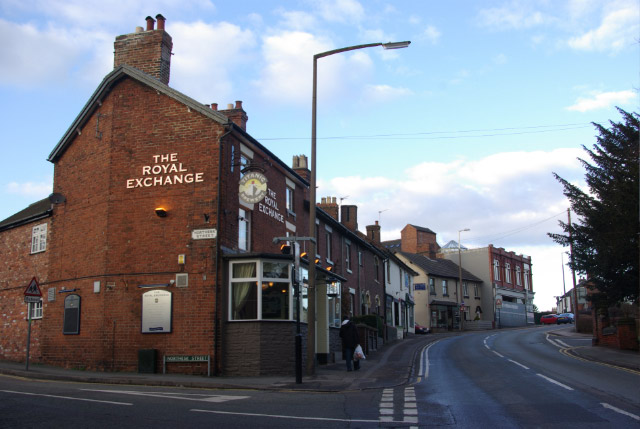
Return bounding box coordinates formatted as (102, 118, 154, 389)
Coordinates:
(0, 326, 637, 392)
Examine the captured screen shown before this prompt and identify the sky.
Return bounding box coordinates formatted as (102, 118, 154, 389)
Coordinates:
(1, 0, 638, 311)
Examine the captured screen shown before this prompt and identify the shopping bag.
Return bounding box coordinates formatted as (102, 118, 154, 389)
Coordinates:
(354, 344, 366, 360)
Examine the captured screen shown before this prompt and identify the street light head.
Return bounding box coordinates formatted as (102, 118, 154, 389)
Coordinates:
(382, 41, 411, 50)
(460, 228, 470, 232)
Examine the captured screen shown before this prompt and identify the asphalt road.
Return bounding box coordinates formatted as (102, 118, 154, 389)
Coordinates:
(1, 326, 638, 428)
(413, 326, 640, 427)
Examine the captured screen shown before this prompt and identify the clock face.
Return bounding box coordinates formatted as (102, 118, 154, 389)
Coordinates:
(239, 171, 268, 204)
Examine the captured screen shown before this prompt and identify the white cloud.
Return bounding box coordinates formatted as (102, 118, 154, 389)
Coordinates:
(169, 20, 255, 103)
(6, 179, 53, 197)
(567, 1, 638, 52)
(314, 0, 365, 23)
(478, 2, 550, 30)
(363, 84, 413, 102)
(420, 25, 441, 44)
(566, 90, 636, 112)
(278, 10, 317, 31)
(0, 18, 102, 87)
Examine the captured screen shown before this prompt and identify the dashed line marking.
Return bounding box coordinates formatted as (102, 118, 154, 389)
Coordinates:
(508, 359, 530, 370)
(492, 350, 504, 358)
(601, 403, 640, 421)
(536, 374, 573, 390)
(0, 389, 132, 406)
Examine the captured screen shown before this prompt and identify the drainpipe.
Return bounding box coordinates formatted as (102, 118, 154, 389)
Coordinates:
(213, 123, 233, 375)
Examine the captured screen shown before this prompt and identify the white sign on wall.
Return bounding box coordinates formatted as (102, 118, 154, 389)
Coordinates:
(192, 229, 217, 240)
(142, 290, 172, 333)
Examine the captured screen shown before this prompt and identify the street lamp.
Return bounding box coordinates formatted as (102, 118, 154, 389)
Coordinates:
(308, 40, 410, 375)
(458, 228, 470, 330)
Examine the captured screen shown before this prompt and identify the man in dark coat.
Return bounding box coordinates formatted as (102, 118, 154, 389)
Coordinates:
(339, 316, 360, 371)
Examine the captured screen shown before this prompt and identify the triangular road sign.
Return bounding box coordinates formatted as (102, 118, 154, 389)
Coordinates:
(24, 277, 42, 297)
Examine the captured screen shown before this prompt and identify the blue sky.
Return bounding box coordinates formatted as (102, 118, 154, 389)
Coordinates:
(1, 0, 638, 311)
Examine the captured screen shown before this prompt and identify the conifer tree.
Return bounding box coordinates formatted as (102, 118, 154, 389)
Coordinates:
(549, 108, 639, 307)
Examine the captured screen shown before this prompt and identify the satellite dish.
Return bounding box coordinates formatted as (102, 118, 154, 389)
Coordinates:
(49, 193, 66, 204)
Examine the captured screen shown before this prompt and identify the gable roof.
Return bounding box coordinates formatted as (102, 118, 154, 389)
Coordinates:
(48, 64, 230, 162)
(0, 198, 52, 231)
(397, 251, 482, 282)
(406, 224, 436, 234)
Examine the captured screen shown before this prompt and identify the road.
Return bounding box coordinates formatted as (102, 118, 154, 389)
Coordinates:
(1, 327, 638, 427)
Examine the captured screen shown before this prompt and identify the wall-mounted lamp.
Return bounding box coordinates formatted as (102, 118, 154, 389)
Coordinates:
(326, 266, 333, 272)
(155, 207, 167, 217)
(315, 258, 321, 265)
(300, 252, 308, 260)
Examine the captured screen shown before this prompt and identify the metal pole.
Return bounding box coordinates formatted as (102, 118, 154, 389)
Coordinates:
(308, 40, 410, 375)
(25, 307, 32, 371)
(568, 208, 579, 331)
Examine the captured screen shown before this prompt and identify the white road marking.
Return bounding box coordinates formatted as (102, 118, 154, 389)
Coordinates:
(554, 339, 572, 348)
(536, 374, 574, 390)
(191, 408, 387, 423)
(601, 403, 640, 421)
(492, 350, 504, 358)
(0, 389, 132, 406)
(508, 359, 530, 370)
(81, 389, 249, 403)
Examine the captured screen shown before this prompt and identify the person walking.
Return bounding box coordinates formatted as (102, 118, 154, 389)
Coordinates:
(339, 316, 361, 371)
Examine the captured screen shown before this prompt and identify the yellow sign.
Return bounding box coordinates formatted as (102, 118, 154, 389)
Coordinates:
(239, 172, 268, 204)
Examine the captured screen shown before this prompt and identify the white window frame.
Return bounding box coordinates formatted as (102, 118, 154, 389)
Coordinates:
(28, 299, 43, 319)
(31, 223, 47, 254)
(515, 266, 522, 286)
(442, 279, 449, 296)
(238, 209, 251, 251)
(345, 241, 352, 273)
(474, 284, 480, 298)
(286, 186, 295, 214)
(228, 259, 292, 321)
(325, 226, 333, 264)
(463, 281, 469, 298)
(493, 259, 501, 281)
(429, 278, 436, 295)
(505, 262, 512, 284)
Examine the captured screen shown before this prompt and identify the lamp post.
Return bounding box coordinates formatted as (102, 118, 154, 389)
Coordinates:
(308, 40, 410, 375)
(458, 228, 470, 331)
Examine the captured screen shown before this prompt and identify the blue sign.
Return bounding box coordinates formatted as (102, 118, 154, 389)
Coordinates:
(414, 283, 426, 290)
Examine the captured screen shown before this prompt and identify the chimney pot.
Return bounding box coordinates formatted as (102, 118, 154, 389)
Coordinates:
(135, 26, 144, 33)
(321, 197, 327, 204)
(145, 16, 155, 31)
(227, 103, 234, 109)
(156, 14, 166, 30)
(235, 100, 243, 110)
(211, 103, 218, 111)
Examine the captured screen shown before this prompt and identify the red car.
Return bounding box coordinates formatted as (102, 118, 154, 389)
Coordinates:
(541, 314, 558, 324)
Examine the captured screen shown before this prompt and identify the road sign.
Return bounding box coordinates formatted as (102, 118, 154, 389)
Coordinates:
(24, 277, 42, 297)
(24, 296, 41, 303)
(496, 298, 502, 309)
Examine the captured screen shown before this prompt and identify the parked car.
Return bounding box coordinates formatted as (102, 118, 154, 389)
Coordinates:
(540, 314, 558, 324)
(414, 324, 429, 334)
(557, 313, 574, 324)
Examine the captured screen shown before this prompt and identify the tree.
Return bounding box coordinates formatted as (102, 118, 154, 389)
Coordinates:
(549, 108, 639, 307)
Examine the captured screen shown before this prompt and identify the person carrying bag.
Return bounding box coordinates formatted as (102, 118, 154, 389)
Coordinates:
(339, 316, 361, 371)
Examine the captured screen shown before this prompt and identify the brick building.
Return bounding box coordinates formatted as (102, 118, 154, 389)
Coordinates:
(0, 16, 386, 376)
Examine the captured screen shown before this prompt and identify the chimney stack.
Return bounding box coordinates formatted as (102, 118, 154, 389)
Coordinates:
(114, 14, 173, 85)
(341, 205, 358, 232)
(292, 155, 310, 182)
(366, 220, 381, 244)
(219, 101, 248, 131)
(318, 196, 338, 220)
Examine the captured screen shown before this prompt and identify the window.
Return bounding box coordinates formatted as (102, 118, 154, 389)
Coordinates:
(31, 223, 47, 254)
(239, 154, 249, 177)
(325, 229, 332, 263)
(286, 186, 295, 214)
(386, 261, 391, 284)
(374, 256, 380, 281)
(429, 278, 436, 295)
(442, 280, 449, 296)
(358, 251, 363, 266)
(463, 282, 469, 298)
(474, 284, 480, 298)
(28, 299, 43, 319)
(515, 266, 522, 286)
(524, 264, 530, 290)
(238, 209, 250, 251)
(493, 259, 501, 281)
(345, 242, 352, 272)
(505, 263, 512, 283)
(385, 296, 393, 325)
(229, 260, 292, 321)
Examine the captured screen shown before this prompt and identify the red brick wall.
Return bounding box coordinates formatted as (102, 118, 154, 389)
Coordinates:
(114, 27, 172, 84)
(42, 77, 225, 372)
(0, 219, 50, 362)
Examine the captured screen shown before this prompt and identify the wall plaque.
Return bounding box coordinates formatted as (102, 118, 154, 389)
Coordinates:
(142, 290, 172, 334)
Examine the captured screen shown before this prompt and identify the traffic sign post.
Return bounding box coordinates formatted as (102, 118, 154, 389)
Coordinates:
(24, 277, 42, 371)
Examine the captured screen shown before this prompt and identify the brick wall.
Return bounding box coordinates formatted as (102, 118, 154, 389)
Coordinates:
(0, 219, 50, 362)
